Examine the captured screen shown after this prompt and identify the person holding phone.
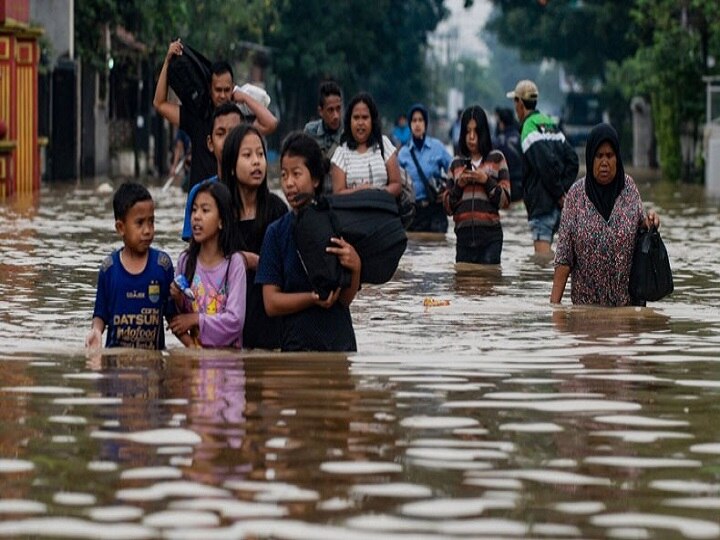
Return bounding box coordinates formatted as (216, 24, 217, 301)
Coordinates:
(443, 106, 511, 264)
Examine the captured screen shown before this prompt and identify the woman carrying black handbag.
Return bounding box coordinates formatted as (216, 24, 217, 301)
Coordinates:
(551, 123, 663, 306)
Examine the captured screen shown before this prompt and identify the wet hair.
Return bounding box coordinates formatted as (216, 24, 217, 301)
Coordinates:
(210, 61, 233, 81)
(280, 131, 326, 197)
(459, 105, 492, 159)
(113, 182, 152, 221)
(183, 181, 237, 283)
(341, 92, 384, 158)
(220, 124, 271, 251)
(318, 80, 342, 108)
(212, 102, 244, 128)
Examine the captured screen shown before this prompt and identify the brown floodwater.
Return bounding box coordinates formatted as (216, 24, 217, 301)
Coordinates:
(0, 172, 719, 539)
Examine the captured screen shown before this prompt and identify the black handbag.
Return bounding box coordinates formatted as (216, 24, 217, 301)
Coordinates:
(629, 225, 673, 302)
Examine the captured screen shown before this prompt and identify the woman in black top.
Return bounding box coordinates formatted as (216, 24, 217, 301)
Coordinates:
(221, 124, 288, 349)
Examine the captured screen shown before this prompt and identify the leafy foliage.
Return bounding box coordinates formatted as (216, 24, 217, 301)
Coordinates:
(485, 0, 636, 84)
(75, 0, 448, 133)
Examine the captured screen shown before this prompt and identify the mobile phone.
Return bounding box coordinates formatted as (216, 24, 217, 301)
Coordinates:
(450, 157, 472, 170)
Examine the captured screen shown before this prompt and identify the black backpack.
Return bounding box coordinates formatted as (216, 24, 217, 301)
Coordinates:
(167, 43, 212, 117)
(294, 190, 408, 298)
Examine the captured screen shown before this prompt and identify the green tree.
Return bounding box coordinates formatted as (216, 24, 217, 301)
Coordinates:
(485, 0, 636, 84)
(265, 0, 448, 131)
(615, 0, 717, 181)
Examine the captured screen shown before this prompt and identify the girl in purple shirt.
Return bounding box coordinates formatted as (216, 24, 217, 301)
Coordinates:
(171, 181, 247, 348)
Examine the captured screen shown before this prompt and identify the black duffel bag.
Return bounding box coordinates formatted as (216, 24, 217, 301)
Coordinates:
(294, 190, 408, 299)
(168, 43, 212, 117)
(629, 225, 673, 302)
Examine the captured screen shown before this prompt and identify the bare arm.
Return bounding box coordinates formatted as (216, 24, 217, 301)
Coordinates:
(326, 237, 361, 306)
(550, 264, 571, 304)
(152, 40, 183, 127)
(263, 284, 340, 316)
(85, 317, 105, 348)
(384, 152, 402, 198)
(233, 89, 278, 135)
(331, 163, 350, 194)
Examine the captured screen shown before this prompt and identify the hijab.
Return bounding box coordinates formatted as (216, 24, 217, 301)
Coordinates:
(408, 103, 428, 151)
(585, 123, 625, 222)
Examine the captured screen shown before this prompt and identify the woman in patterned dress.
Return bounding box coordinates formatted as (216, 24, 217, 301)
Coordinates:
(550, 123, 660, 306)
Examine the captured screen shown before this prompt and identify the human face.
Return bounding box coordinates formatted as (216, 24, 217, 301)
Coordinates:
(465, 118, 479, 156)
(410, 111, 425, 139)
(281, 154, 319, 211)
(207, 112, 243, 167)
(210, 72, 233, 108)
(593, 141, 617, 185)
(116, 200, 155, 256)
(350, 102, 371, 146)
(191, 191, 222, 245)
(319, 94, 342, 132)
(234, 133, 266, 190)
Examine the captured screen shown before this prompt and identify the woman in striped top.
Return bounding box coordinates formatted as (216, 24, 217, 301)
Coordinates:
(444, 105, 511, 264)
(330, 92, 402, 198)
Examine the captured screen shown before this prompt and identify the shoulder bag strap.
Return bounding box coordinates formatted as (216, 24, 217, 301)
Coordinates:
(409, 146, 435, 196)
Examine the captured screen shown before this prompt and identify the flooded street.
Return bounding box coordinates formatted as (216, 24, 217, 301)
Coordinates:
(0, 173, 719, 539)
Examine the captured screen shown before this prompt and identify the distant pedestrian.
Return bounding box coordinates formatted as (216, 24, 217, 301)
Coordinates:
(304, 81, 343, 194)
(444, 106, 511, 264)
(507, 79, 578, 255)
(397, 103, 451, 233)
(493, 107, 523, 203)
(331, 92, 402, 198)
(449, 109, 462, 156)
(391, 114, 411, 148)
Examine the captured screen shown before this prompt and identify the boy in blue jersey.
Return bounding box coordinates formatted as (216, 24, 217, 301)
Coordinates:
(85, 183, 177, 349)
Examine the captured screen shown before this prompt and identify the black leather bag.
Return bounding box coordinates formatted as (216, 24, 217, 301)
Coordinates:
(629, 225, 673, 302)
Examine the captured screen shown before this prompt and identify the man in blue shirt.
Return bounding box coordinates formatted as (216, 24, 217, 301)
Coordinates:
(398, 103, 452, 233)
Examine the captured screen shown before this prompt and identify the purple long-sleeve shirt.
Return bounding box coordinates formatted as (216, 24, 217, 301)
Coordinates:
(176, 252, 247, 348)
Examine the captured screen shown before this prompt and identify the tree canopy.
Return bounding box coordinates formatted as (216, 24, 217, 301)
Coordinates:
(75, 0, 448, 132)
(484, 0, 720, 181)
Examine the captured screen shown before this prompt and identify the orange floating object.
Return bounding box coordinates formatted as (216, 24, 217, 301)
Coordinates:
(423, 298, 450, 307)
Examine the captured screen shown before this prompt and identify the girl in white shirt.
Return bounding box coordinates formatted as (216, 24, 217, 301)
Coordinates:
(331, 92, 402, 198)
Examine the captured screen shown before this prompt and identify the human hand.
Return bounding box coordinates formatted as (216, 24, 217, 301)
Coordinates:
(85, 328, 102, 349)
(313, 288, 341, 309)
(460, 168, 487, 185)
(558, 195, 566, 209)
(166, 39, 183, 62)
(327, 237, 361, 273)
(644, 210, 660, 229)
(169, 281, 184, 305)
(169, 313, 198, 336)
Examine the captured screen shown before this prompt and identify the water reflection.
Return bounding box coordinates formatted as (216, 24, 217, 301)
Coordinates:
(0, 173, 720, 537)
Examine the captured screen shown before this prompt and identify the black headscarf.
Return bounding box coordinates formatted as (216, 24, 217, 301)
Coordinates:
(408, 103, 428, 150)
(585, 123, 625, 222)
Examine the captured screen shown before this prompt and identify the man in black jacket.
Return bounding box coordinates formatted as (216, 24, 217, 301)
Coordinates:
(507, 80, 579, 255)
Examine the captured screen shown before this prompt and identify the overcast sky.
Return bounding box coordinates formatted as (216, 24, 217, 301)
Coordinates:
(433, 0, 493, 63)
